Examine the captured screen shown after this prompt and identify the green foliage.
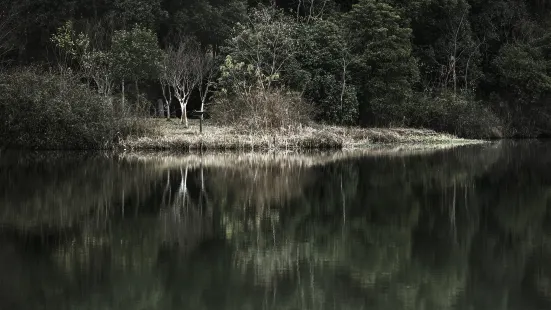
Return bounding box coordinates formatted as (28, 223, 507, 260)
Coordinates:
(296, 18, 358, 125)
(169, 0, 247, 48)
(111, 25, 162, 82)
(0, 68, 136, 149)
(296, 18, 346, 74)
(223, 6, 298, 88)
(50, 20, 91, 69)
(113, 0, 166, 29)
(489, 39, 551, 136)
(343, 0, 419, 125)
(406, 91, 503, 139)
(304, 74, 359, 125)
(50, 21, 89, 58)
(215, 56, 312, 131)
(405, 0, 482, 92)
(217, 55, 259, 95)
(6, 0, 551, 138)
(493, 43, 551, 104)
(214, 7, 314, 131)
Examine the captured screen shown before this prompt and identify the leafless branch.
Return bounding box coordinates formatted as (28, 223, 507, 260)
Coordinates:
(164, 37, 202, 126)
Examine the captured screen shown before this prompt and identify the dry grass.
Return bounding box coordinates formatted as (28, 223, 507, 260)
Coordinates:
(119, 118, 482, 151)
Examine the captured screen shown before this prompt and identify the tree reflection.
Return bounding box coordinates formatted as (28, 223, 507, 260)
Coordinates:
(0, 143, 551, 309)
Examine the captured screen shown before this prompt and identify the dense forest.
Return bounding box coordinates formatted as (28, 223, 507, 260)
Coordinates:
(1, 0, 551, 145)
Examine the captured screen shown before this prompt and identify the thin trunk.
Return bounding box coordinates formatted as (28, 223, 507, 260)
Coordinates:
(166, 100, 171, 120)
(121, 78, 125, 113)
(340, 58, 347, 123)
(452, 56, 457, 95)
(308, 0, 314, 22)
(180, 101, 185, 124)
(199, 96, 206, 134)
(135, 79, 139, 109)
(451, 11, 466, 96)
(183, 104, 188, 127)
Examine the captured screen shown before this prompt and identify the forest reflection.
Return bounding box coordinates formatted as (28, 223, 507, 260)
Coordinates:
(0, 142, 550, 310)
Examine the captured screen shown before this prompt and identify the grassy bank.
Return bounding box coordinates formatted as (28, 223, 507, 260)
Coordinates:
(119, 118, 482, 151)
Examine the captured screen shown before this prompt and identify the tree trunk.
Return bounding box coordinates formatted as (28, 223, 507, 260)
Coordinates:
(157, 99, 164, 117)
(199, 100, 205, 134)
(121, 78, 125, 113)
(135, 80, 140, 111)
(452, 56, 457, 95)
(183, 105, 188, 128)
(166, 101, 171, 120)
(179, 101, 186, 125)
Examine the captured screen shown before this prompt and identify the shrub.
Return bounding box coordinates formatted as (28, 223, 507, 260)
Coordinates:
(211, 88, 313, 133)
(406, 92, 503, 139)
(0, 68, 137, 149)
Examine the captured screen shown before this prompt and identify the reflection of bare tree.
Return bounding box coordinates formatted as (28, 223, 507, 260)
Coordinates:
(4, 143, 551, 309)
(158, 164, 213, 255)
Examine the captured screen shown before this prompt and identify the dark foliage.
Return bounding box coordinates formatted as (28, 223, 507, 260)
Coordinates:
(0, 68, 139, 149)
(1, 0, 551, 138)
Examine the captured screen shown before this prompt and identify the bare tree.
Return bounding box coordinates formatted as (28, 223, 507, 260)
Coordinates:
(449, 10, 467, 95)
(165, 38, 201, 127)
(443, 9, 482, 95)
(196, 48, 217, 133)
(339, 37, 352, 122)
(159, 52, 173, 120)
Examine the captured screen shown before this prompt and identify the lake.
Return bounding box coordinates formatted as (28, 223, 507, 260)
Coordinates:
(0, 142, 550, 310)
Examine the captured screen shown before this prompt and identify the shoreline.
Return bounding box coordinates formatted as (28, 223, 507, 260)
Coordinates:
(118, 118, 485, 152)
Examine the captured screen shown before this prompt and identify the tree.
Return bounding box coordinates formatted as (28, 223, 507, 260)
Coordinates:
(81, 50, 117, 100)
(223, 5, 298, 91)
(159, 51, 173, 120)
(494, 43, 551, 104)
(196, 48, 217, 133)
(164, 38, 201, 126)
(492, 41, 551, 135)
(292, 0, 335, 21)
(111, 26, 162, 112)
(113, 0, 166, 30)
(405, 0, 482, 94)
(296, 18, 358, 125)
(165, 0, 247, 51)
(343, 0, 419, 125)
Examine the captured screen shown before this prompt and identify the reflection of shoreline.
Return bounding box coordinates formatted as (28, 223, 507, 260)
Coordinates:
(119, 141, 497, 170)
(0, 142, 550, 309)
(0, 142, 503, 232)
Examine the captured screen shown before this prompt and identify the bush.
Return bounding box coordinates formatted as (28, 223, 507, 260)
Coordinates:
(0, 68, 135, 149)
(406, 92, 503, 139)
(211, 88, 312, 133)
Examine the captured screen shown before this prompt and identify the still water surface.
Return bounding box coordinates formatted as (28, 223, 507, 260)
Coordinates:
(1, 142, 551, 310)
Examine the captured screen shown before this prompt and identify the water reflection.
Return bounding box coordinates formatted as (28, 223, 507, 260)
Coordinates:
(0, 142, 550, 309)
